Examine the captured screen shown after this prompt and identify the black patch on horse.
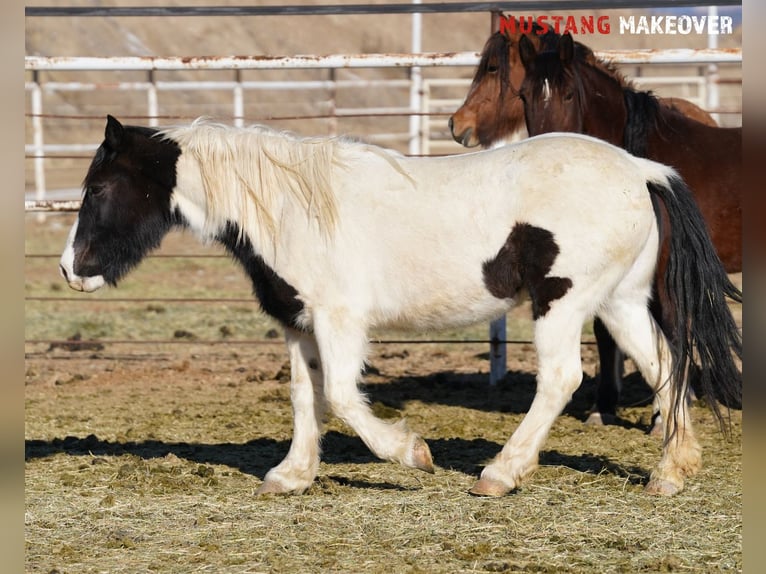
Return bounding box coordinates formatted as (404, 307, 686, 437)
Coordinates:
(483, 223, 572, 319)
(216, 222, 306, 331)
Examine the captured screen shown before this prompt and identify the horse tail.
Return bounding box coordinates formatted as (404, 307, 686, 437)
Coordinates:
(645, 171, 742, 435)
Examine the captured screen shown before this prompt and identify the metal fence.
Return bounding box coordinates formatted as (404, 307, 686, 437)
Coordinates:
(25, 2, 743, 381)
(25, 47, 741, 205)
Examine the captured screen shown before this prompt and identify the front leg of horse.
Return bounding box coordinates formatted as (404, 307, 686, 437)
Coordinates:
(472, 317, 585, 496)
(314, 310, 434, 475)
(257, 330, 326, 495)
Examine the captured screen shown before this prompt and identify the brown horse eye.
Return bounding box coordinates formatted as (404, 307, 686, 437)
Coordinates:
(564, 91, 575, 102)
(487, 65, 498, 73)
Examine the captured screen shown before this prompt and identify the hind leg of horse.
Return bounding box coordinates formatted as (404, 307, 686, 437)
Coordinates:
(312, 309, 434, 474)
(646, 292, 671, 437)
(587, 318, 624, 426)
(597, 301, 701, 496)
(471, 308, 586, 497)
(257, 329, 327, 495)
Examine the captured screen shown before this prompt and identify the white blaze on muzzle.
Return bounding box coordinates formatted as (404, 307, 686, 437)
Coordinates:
(59, 217, 106, 292)
(543, 78, 552, 106)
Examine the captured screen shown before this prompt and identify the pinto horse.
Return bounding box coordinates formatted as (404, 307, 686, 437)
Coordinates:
(518, 33, 742, 429)
(450, 21, 724, 431)
(60, 116, 741, 497)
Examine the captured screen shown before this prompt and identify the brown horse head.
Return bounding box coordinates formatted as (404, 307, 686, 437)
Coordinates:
(449, 18, 550, 148)
(518, 33, 628, 145)
(518, 33, 717, 141)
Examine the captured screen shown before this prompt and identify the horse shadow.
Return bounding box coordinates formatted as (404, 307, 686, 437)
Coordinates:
(25, 356, 657, 488)
(24, 431, 648, 488)
(361, 365, 655, 432)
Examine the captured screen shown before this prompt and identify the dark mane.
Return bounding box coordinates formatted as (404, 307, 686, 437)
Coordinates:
(622, 89, 662, 158)
(474, 32, 513, 97)
(565, 50, 663, 158)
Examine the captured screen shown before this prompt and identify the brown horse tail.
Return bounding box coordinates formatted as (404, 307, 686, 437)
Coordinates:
(646, 174, 742, 437)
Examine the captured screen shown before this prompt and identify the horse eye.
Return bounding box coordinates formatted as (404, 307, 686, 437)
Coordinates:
(487, 65, 498, 73)
(563, 91, 575, 102)
(88, 185, 106, 197)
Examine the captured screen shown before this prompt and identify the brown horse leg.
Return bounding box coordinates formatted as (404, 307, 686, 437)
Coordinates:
(586, 318, 624, 426)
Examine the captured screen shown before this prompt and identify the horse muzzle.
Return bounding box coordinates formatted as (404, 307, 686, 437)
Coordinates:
(59, 263, 106, 292)
(448, 115, 481, 148)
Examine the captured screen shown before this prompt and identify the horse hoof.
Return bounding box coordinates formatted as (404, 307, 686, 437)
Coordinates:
(469, 477, 511, 497)
(585, 411, 616, 426)
(411, 436, 435, 474)
(645, 478, 681, 496)
(585, 412, 605, 426)
(256, 479, 304, 496)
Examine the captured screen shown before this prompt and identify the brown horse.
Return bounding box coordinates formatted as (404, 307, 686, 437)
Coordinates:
(449, 20, 715, 149)
(518, 32, 742, 429)
(448, 20, 722, 431)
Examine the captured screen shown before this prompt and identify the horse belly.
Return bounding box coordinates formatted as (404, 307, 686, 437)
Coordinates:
(376, 279, 517, 331)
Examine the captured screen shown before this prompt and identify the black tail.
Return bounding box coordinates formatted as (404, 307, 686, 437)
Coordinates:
(647, 175, 742, 434)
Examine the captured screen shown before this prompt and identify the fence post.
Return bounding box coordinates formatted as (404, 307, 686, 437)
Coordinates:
(408, 0, 422, 156)
(31, 70, 47, 222)
(147, 69, 158, 127)
(328, 68, 338, 137)
(488, 9, 506, 386)
(234, 69, 244, 127)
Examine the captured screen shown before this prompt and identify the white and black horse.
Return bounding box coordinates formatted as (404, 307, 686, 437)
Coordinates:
(60, 116, 741, 497)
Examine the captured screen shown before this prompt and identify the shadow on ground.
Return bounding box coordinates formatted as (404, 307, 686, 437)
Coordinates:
(25, 430, 648, 488)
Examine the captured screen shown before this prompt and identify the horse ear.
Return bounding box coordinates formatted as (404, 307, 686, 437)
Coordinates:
(518, 34, 537, 70)
(559, 33, 575, 65)
(105, 115, 125, 150)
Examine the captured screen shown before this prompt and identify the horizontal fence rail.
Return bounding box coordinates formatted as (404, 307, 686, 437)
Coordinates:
(25, 0, 742, 18)
(25, 49, 743, 71)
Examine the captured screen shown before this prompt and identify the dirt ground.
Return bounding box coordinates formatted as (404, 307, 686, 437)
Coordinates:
(25, 338, 743, 574)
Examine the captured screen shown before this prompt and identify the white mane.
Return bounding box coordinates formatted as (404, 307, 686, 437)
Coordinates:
(161, 119, 349, 240)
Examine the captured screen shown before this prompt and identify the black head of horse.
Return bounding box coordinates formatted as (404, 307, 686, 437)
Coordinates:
(59, 115, 182, 291)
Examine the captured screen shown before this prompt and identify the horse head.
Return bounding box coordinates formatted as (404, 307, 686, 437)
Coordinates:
(59, 115, 182, 291)
(448, 18, 550, 148)
(518, 32, 587, 137)
(519, 33, 632, 146)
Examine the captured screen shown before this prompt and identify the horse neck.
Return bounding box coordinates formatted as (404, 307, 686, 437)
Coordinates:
(170, 126, 341, 257)
(578, 63, 628, 147)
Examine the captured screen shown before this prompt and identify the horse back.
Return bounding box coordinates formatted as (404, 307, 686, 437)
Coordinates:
(647, 116, 741, 271)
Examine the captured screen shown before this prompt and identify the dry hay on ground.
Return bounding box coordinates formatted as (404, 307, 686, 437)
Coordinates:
(25, 341, 741, 573)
